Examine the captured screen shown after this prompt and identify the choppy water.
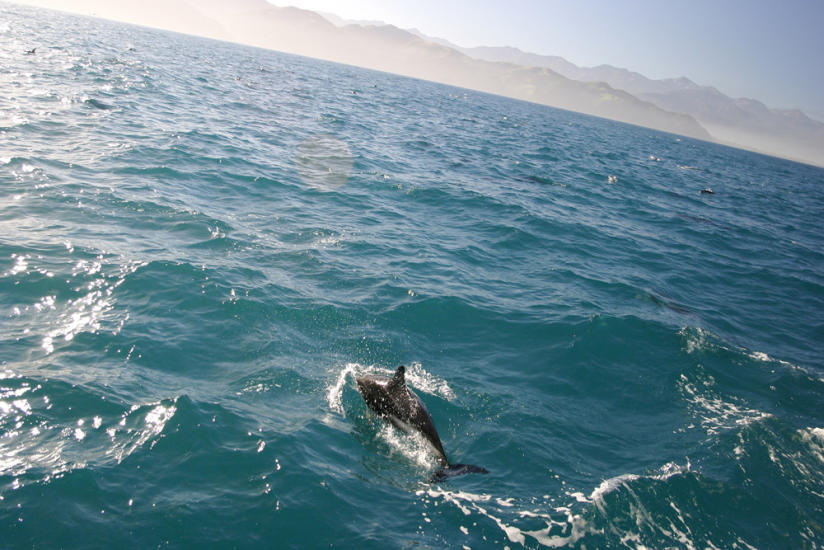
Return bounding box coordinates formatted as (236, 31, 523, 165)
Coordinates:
(2, 4, 824, 548)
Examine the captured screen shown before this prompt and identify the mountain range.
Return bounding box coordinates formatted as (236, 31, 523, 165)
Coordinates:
(437, 41, 824, 168)
(16, 0, 824, 167)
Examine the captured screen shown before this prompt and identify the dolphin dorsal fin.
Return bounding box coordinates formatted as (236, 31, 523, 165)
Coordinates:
(386, 365, 406, 396)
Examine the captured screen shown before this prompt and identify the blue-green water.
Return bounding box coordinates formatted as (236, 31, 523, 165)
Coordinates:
(2, 4, 824, 548)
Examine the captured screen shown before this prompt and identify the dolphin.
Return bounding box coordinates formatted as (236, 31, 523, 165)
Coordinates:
(355, 365, 488, 481)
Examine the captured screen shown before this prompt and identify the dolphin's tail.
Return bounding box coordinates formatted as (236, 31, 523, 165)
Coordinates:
(432, 463, 489, 482)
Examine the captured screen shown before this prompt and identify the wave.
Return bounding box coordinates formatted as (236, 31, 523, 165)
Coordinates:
(0, 375, 179, 485)
(416, 461, 695, 548)
(1, 246, 143, 359)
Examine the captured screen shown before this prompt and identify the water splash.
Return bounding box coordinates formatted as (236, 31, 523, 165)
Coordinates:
(325, 361, 455, 417)
(326, 362, 359, 416)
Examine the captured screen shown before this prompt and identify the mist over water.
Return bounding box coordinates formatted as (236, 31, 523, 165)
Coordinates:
(2, 4, 824, 548)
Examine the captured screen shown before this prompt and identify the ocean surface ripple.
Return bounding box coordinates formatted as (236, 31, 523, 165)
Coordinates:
(2, 4, 824, 548)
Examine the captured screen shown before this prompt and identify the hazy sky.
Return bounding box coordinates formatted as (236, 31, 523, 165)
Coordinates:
(281, 0, 824, 119)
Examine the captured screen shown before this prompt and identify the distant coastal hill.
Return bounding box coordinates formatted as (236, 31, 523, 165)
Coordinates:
(16, 0, 824, 167)
(445, 42, 824, 169)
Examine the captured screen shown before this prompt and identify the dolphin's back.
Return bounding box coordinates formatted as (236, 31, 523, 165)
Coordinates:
(356, 365, 488, 480)
(404, 390, 447, 462)
(357, 371, 448, 463)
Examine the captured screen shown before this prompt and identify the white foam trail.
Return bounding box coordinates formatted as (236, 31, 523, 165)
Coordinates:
(745, 348, 822, 382)
(681, 327, 814, 380)
(419, 462, 693, 547)
(678, 371, 771, 436)
(419, 487, 589, 548)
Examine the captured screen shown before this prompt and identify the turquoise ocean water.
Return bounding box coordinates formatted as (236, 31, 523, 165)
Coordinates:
(2, 4, 824, 548)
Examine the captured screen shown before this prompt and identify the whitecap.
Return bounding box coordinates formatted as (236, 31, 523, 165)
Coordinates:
(799, 427, 824, 463)
(679, 326, 713, 355)
(586, 461, 691, 504)
(589, 473, 640, 502)
(678, 371, 771, 436)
